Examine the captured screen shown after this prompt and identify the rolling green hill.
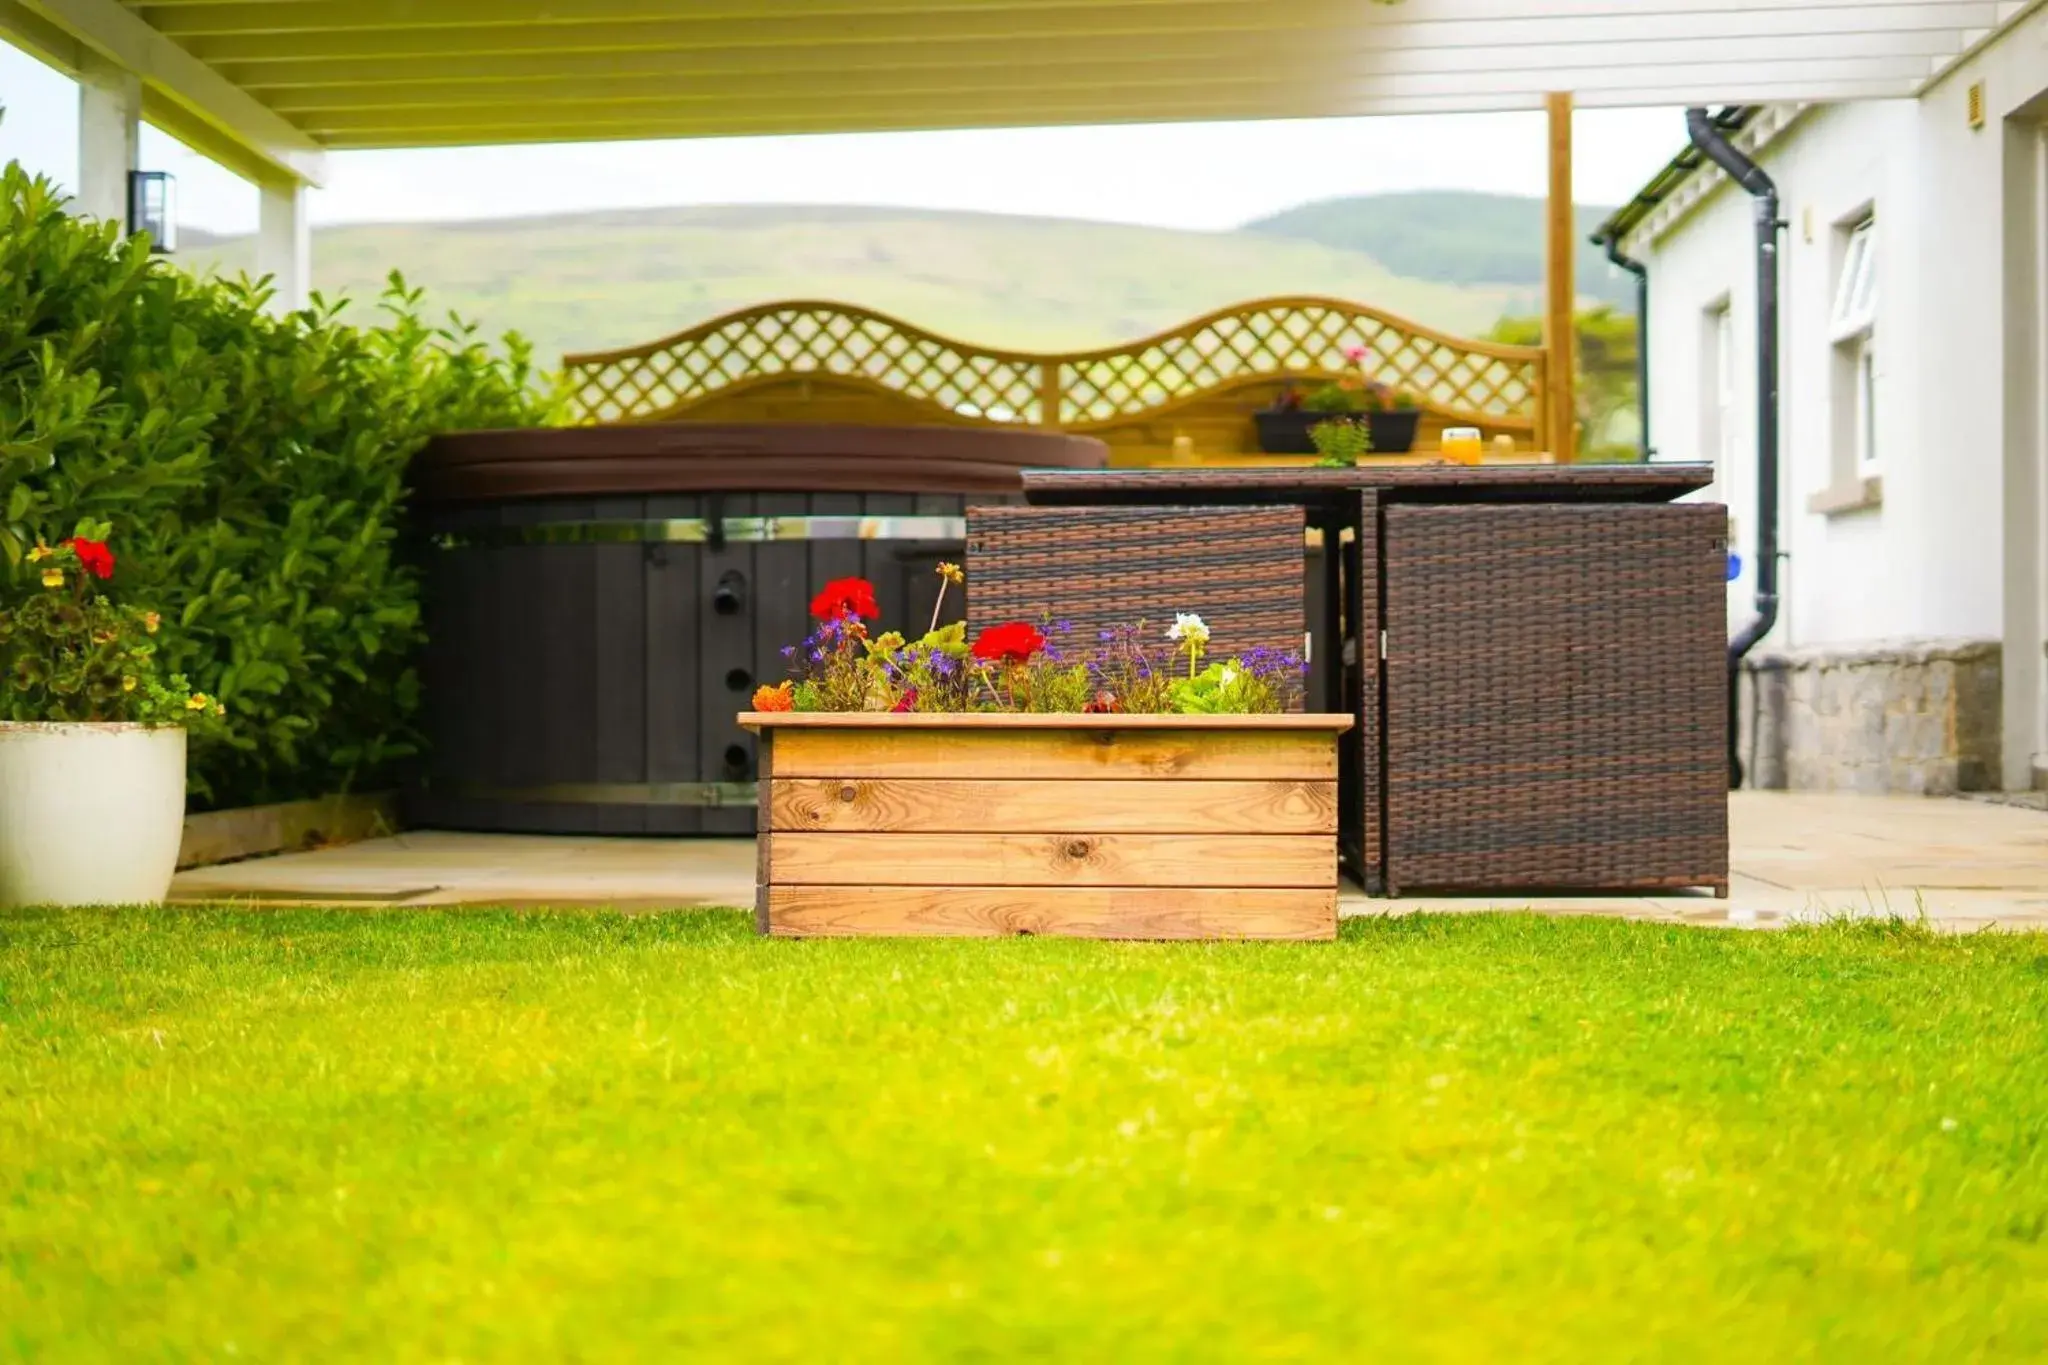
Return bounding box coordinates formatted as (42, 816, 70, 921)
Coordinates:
(1244, 191, 1630, 306)
(176, 195, 1609, 367)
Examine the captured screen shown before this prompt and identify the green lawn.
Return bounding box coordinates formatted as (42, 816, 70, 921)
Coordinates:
(3, 909, 2045, 1362)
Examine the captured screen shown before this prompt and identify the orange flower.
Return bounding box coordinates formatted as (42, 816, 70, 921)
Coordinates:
(752, 680, 795, 713)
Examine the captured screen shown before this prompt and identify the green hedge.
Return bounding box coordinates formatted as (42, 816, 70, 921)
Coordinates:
(0, 162, 551, 809)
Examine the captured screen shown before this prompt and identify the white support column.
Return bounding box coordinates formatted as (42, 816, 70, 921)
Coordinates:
(257, 179, 311, 316)
(74, 51, 140, 228)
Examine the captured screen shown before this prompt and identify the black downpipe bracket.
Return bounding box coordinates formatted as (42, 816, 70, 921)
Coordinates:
(1686, 107, 1782, 789)
(1598, 235, 1651, 459)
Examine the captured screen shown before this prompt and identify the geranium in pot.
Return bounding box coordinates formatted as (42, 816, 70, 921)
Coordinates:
(0, 528, 224, 907)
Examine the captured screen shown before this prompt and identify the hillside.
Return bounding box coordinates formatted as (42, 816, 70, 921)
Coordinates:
(175, 195, 1617, 366)
(1244, 191, 1630, 306)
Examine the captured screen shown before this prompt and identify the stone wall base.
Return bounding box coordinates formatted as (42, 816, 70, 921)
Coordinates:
(1737, 640, 2002, 795)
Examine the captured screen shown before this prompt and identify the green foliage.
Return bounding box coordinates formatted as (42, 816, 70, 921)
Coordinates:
(1301, 382, 1361, 415)
(1167, 658, 1293, 714)
(1489, 304, 1642, 460)
(0, 161, 551, 806)
(1309, 419, 1372, 466)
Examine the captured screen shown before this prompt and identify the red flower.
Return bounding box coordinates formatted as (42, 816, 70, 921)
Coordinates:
(971, 621, 1045, 664)
(890, 688, 919, 713)
(810, 576, 879, 621)
(69, 538, 114, 580)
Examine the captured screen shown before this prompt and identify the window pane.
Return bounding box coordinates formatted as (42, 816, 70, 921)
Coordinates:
(1858, 341, 1878, 467)
(1832, 219, 1877, 338)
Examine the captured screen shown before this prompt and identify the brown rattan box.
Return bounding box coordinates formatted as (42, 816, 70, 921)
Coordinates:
(1378, 502, 1729, 895)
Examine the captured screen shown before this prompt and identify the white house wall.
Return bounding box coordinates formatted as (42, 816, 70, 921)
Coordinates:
(1638, 7, 2048, 788)
(1925, 7, 2048, 785)
(1644, 101, 1923, 649)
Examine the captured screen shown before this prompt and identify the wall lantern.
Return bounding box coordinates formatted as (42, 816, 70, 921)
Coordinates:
(126, 171, 177, 253)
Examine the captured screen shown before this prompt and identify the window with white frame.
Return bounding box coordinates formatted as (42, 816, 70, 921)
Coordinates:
(1831, 216, 1879, 473)
(1701, 300, 1736, 483)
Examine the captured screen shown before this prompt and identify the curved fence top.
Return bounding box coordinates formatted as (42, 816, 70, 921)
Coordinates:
(562, 296, 1543, 434)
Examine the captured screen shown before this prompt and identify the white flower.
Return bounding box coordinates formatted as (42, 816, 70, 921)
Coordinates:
(1219, 666, 1239, 688)
(1167, 612, 1210, 647)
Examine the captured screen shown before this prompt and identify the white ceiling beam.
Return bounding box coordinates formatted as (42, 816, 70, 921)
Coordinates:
(304, 86, 1910, 149)
(18, 0, 327, 184)
(187, 10, 2009, 70)
(138, 0, 2005, 43)
(228, 30, 1974, 95)
(269, 56, 1944, 124)
(292, 75, 1927, 144)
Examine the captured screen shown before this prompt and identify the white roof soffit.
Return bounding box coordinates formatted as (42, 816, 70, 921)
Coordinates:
(0, 0, 2024, 174)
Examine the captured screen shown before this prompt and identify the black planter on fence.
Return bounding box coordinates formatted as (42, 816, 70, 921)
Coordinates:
(1254, 409, 1422, 456)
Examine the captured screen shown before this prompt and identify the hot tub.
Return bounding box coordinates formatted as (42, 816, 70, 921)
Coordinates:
(409, 423, 1108, 835)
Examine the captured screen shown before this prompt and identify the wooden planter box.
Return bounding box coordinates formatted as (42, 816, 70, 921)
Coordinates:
(740, 712, 1354, 940)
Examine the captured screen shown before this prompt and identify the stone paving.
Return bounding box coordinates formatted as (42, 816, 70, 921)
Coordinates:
(169, 792, 2048, 932)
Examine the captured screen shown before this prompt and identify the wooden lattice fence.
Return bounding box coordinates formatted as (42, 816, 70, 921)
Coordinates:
(562, 297, 1547, 460)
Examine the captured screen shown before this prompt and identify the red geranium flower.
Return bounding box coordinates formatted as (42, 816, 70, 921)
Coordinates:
(69, 538, 114, 580)
(810, 576, 879, 621)
(971, 621, 1045, 664)
(890, 688, 919, 713)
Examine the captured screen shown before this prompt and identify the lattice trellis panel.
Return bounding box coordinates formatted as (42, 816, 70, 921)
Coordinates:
(564, 302, 1047, 425)
(564, 297, 1542, 430)
(1055, 300, 1538, 426)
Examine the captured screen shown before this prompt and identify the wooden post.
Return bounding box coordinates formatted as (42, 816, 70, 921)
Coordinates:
(1039, 361, 1063, 429)
(1545, 91, 1577, 464)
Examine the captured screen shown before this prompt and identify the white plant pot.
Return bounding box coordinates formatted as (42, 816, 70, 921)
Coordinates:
(0, 723, 187, 908)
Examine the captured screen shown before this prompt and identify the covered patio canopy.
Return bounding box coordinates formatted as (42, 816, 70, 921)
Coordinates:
(0, 0, 2020, 452)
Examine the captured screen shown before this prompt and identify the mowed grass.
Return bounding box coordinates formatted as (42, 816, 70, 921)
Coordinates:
(2, 910, 2046, 1362)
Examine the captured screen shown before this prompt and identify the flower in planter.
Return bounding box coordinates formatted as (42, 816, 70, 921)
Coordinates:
(764, 579, 1304, 716)
(1, 526, 227, 731)
(810, 576, 879, 621)
(1168, 613, 1211, 679)
(972, 621, 1046, 665)
(928, 560, 965, 633)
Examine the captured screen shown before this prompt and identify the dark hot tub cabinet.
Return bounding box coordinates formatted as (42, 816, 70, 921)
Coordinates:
(409, 423, 1109, 835)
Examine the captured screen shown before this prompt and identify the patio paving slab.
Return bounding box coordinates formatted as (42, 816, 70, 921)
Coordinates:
(168, 792, 2048, 931)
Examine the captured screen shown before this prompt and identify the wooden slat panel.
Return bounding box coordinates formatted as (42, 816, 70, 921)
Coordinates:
(589, 494, 648, 835)
(644, 493, 703, 835)
(767, 886, 1336, 940)
(769, 728, 1335, 781)
(770, 833, 1332, 888)
(771, 778, 1335, 834)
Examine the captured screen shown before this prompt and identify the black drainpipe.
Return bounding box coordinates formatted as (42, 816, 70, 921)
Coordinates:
(1686, 106, 1782, 789)
(1594, 232, 1651, 460)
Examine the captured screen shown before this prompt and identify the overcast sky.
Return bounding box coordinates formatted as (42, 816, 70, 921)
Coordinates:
(1, 38, 1688, 234)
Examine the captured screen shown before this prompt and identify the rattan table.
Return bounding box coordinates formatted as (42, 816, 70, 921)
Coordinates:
(1018, 463, 1726, 896)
